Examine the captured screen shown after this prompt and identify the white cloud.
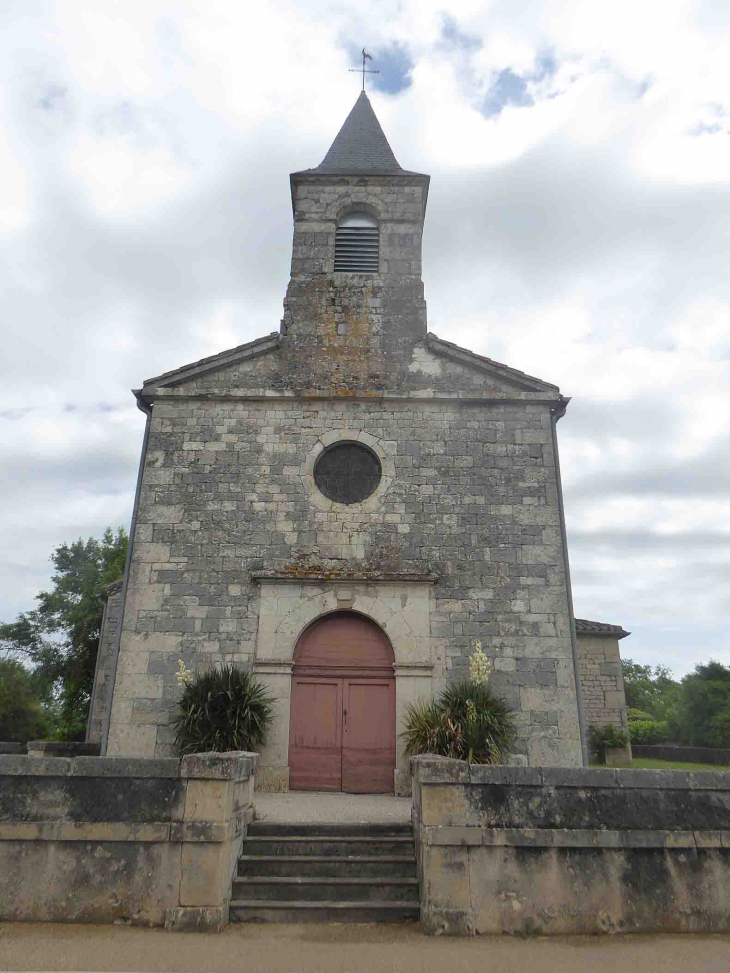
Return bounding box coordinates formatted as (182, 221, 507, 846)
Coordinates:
(1, 0, 729, 678)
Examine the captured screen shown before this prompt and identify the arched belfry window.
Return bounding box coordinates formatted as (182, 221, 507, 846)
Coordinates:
(334, 212, 379, 273)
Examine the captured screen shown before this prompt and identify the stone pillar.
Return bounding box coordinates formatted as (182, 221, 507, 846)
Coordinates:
(251, 661, 292, 792)
(166, 751, 258, 931)
(394, 663, 434, 796)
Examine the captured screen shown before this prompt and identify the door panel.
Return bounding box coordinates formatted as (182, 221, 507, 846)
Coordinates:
(289, 677, 342, 791)
(342, 679, 396, 794)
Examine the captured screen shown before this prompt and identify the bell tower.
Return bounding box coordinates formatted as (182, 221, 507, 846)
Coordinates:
(281, 91, 430, 393)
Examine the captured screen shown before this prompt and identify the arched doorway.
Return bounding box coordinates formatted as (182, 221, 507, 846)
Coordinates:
(288, 612, 396, 793)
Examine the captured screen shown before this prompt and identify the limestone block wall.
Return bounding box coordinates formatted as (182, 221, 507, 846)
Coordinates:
(412, 755, 730, 936)
(106, 391, 582, 770)
(576, 633, 630, 734)
(0, 751, 257, 931)
(283, 175, 430, 393)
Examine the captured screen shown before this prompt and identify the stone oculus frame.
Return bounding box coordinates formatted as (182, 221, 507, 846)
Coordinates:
(252, 579, 439, 794)
(302, 429, 395, 514)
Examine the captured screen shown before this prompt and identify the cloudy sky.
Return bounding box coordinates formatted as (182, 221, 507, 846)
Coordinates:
(2, 0, 729, 678)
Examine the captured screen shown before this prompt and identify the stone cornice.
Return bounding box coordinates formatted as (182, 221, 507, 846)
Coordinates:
(151, 388, 563, 407)
(252, 574, 438, 585)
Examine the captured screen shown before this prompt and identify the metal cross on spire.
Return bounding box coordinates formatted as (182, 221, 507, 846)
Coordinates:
(349, 48, 379, 91)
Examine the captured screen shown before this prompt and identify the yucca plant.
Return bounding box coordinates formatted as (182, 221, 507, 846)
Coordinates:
(402, 679, 516, 765)
(172, 663, 274, 755)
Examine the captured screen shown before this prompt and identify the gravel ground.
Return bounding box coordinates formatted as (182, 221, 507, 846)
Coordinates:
(1, 922, 729, 973)
(253, 791, 412, 824)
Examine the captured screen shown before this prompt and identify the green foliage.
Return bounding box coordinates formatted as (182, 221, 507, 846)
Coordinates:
(0, 528, 128, 741)
(669, 661, 730, 748)
(402, 679, 516, 765)
(0, 659, 54, 742)
(171, 663, 275, 755)
(628, 720, 670, 744)
(621, 659, 680, 720)
(589, 723, 628, 759)
(627, 707, 654, 722)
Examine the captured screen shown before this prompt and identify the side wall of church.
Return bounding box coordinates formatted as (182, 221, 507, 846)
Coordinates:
(576, 634, 630, 734)
(87, 582, 123, 744)
(106, 392, 582, 768)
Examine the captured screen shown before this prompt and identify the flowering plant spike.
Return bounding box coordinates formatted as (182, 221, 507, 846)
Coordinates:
(176, 658, 194, 687)
(469, 642, 490, 686)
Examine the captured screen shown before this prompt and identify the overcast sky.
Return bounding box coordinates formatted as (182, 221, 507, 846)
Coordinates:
(2, 0, 729, 678)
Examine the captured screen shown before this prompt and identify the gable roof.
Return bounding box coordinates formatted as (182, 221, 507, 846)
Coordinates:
(425, 333, 562, 395)
(138, 332, 280, 399)
(134, 329, 566, 402)
(575, 618, 630, 639)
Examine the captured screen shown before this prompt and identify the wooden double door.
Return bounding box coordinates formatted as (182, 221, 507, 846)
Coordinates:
(288, 613, 396, 794)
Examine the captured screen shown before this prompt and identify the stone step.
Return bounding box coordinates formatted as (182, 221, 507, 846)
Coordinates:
(242, 835, 414, 858)
(238, 854, 417, 878)
(248, 821, 412, 837)
(233, 876, 419, 903)
(230, 900, 420, 924)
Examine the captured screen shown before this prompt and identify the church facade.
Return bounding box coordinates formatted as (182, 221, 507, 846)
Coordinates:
(94, 92, 605, 792)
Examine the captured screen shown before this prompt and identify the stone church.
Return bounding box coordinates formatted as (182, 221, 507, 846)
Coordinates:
(90, 92, 630, 792)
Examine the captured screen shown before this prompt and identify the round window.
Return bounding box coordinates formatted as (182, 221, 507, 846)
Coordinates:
(314, 442, 382, 504)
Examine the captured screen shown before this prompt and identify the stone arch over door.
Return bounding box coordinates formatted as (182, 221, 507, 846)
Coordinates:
(288, 611, 395, 793)
(253, 581, 441, 794)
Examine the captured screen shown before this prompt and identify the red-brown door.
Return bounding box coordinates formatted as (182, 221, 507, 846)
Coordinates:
(288, 676, 343, 791)
(288, 612, 396, 793)
(342, 678, 396, 793)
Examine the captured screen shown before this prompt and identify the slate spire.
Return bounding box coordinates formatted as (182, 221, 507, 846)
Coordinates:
(313, 91, 403, 174)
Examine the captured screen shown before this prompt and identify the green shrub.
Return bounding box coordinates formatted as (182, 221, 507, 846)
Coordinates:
(589, 723, 628, 761)
(171, 663, 274, 755)
(629, 719, 669, 744)
(627, 707, 654, 722)
(402, 679, 516, 765)
(0, 659, 54, 742)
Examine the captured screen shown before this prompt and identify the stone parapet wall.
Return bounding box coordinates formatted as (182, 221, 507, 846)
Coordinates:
(26, 741, 101, 758)
(0, 750, 257, 931)
(412, 755, 730, 936)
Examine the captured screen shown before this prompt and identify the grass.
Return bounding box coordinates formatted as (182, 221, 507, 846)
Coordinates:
(590, 757, 728, 772)
(629, 757, 728, 772)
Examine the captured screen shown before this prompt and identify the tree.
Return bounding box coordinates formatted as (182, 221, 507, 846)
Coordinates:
(621, 659, 680, 720)
(670, 661, 730, 748)
(0, 528, 128, 740)
(0, 659, 54, 741)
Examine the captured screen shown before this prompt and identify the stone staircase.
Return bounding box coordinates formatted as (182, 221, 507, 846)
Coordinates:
(231, 821, 420, 923)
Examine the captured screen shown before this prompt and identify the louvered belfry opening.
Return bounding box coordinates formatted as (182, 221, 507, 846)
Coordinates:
(334, 212, 379, 273)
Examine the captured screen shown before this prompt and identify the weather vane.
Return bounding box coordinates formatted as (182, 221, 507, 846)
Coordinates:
(349, 48, 379, 91)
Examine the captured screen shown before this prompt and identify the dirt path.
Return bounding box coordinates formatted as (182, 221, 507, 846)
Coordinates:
(1, 922, 729, 973)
